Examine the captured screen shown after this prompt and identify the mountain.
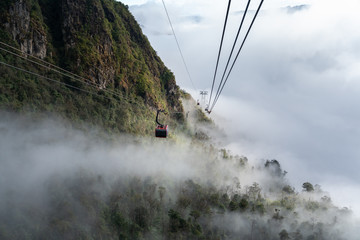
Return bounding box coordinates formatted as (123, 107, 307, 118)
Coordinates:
(0, 0, 184, 135)
(0, 1, 358, 240)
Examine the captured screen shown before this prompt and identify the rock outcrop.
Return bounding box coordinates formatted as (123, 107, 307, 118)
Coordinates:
(0, 0, 183, 113)
(4, 0, 47, 59)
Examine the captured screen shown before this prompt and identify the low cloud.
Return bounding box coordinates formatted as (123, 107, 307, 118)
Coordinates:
(121, 0, 360, 224)
(0, 111, 359, 238)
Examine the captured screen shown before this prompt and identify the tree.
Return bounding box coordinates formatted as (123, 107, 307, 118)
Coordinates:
(321, 195, 331, 203)
(158, 186, 166, 202)
(248, 183, 261, 202)
(132, 206, 150, 230)
(265, 159, 284, 177)
(290, 230, 303, 240)
(302, 182, 314, 192)
(229, 200, 238, 211)
(273, 208, 284, 220)
(189, 210, 200, 221)
(168, 209, 188, 233)
(279, 229, 290, 240)
(239, 198, 249, 210)
(282, 185, 295, 194)
(231, 177, 241, 194)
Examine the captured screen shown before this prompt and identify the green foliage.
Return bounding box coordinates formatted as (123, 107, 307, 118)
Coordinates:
(195, 108, 212, 123)
(279, 229, 290, 240)
(0, 1, 354, 239)
(239, 198, 249, 210)
(0, 28, 11, 43)
(254, 202, 266, 214)
(132, 206, 150, 230)
(265, 159, 284, 177)
(247, 182, 261, 201)
(229, 200, 238, 211)
(302, 182, 314, 192)
(189, 210, 200, 221)
(168, 209, 188, 233)
(281, 197, 296, 211)
(282, 185, 295, 194)
(220, 148, 230, 159)
(135, 74, 148, 97)
(0, 164, 352, 240)
(305, 201, 321, 211)
(0, 0, 185, 136)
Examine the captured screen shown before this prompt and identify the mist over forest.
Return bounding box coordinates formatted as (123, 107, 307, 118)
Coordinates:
(0, 111, 358, 240)
(1, 0, 360, 238)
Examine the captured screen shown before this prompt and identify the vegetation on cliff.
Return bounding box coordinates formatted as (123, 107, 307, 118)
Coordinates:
(0, 0, 183, 136)
(0, 1, 358, 240)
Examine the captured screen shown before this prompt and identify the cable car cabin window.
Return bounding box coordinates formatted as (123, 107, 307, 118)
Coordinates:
(155, 125, 168, 138)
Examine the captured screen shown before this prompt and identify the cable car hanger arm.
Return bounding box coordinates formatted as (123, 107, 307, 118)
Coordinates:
(156, 109, 165, 126)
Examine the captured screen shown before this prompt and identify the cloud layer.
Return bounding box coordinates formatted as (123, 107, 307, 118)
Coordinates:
(122, 0, 360, 216)
(1, 111, 360, 238)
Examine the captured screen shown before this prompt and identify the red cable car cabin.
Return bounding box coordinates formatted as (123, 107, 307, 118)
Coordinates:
(155, 124, 168, 138)
(155, 109, 168, 138)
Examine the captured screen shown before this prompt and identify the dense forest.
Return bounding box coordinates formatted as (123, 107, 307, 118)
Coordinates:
(0, 0, 358, 239)
(0, 112, 357, 240)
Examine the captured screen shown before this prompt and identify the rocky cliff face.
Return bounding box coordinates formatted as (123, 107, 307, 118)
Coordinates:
(60, 0, 115, 89)
(4, 0, 47, 59)
(0, 0, 183, 113)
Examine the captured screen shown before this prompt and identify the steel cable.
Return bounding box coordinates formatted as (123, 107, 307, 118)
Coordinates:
(207, 0, 232, 107)
(210, 0, 264, 112)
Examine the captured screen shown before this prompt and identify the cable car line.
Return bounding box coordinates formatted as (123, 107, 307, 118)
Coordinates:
(1, 60, 167, 138)
(211, 0, 251, 109)
(0, 46, 100, 90)
(0, 47, 146, 106)
(0, 42, 187, 113)
(1, 51, 183, 138)
(0, 57, 158, 110)
(0, 41, 89, 84)
(0, 42, 123, 99)
(161, 0, 197, 91)
(0, 44, 163, 112)
(210, 0, 264, 112)
(0, 41, 91, 84)
(207, 0, 232, 107)
(0, 60, 117, 101)
(0, 45, 121, 98)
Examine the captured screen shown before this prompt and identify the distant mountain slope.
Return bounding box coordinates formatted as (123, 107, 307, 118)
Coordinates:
(0, 0, 183, 135)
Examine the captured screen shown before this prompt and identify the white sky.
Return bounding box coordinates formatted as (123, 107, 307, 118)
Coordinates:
(120, 0, 360, 217)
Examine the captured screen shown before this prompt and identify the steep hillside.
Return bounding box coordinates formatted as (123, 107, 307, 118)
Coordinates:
(0, 0, 183, 135)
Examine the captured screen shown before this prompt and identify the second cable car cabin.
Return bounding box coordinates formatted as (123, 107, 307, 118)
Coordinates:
(155, 124, 168, 138)
(155, 109, 168, 138)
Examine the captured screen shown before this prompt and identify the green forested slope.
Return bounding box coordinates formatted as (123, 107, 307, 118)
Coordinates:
(0, 1, 358, 240)
(0, 0, 183, 135)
